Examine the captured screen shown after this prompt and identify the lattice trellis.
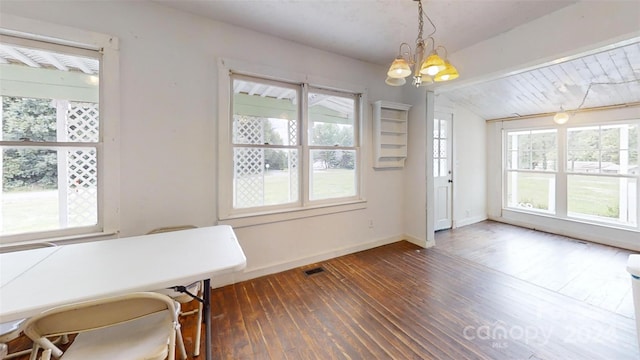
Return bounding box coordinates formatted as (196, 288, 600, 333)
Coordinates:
(65, 102, 99, 226)
(287, 120, 298, 200)
(233, 116, 264, 145)
(234, 148, 264, 208)
(233, 116, 266, 208)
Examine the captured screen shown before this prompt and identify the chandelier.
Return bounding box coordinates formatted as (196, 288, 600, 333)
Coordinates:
(385, 0, 459, 87)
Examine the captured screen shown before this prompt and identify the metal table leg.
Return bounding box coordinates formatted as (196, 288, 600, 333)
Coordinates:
(204, 278, 212, 360)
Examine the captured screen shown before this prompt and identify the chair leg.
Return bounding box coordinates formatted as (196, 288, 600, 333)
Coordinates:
(28, 344, 39, 360)
(175, 327, 187, 360)
(193, 299, 203, 357)
(39, 349, 51, 360)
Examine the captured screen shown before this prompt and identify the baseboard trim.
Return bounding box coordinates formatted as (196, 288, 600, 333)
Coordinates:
(453, 215, 488, 228)
(212, 234, 405, 288)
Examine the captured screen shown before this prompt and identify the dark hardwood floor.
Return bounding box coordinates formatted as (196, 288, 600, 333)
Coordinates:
(8, 221, 639, 359)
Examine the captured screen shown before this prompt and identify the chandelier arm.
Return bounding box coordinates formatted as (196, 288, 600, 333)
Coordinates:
(435, 45, 448, 58)
(422, 7, 437, 38)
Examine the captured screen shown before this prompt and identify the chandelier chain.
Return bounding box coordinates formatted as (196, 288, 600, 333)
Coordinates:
(416, 0, 424, 45)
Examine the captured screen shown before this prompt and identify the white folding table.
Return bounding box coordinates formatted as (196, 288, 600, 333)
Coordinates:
(0, 225, 246, 360)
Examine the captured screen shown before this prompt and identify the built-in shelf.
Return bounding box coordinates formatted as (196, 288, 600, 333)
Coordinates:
(372, 100, 411, 169)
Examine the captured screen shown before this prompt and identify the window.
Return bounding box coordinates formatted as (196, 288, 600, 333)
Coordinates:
(503, 121, 639, 229)
(567, 124, 638, 226)
(505, 129, 557, 213)
(0, 19, 119, 243)
(225, 73, 361, 218)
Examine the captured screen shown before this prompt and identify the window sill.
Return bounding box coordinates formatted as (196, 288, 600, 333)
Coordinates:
(502, 207, 639, 232)
(218, 200, 367, 228)
(0, 231, 118, 251)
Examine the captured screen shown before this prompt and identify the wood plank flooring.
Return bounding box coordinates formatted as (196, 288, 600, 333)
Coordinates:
(8, 221, 639, 359)
(435, 220, 636, 318)
(203, 241, 637, 359)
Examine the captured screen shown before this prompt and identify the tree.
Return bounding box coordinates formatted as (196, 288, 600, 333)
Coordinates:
(310, 122, 354, 169)
(2, 97, 58, 191)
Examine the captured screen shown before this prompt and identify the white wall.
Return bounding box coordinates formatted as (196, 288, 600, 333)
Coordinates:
(402, 88, 431, 247)
(1, 0, 412, 285)
(449, 103, 487, 228)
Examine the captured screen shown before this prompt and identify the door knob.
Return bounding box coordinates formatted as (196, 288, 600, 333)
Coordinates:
(448, 179, 453, 183)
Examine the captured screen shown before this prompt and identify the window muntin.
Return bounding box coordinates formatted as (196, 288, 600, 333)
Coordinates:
(0, 37, 101, 238)
(434, 118, 448, 177)
(567, 124, 638, 175)
(230, 74, 360, 214)
(507, 129, 557, 171)
(505, 129, 558, 214)
(503, 121, 639, 229)
(565, 123, 638, 226)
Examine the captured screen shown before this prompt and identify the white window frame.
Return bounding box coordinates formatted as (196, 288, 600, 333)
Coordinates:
(503, 128, 558, 215)
(0, 14, 120, 245)
(501, 117, 640, 231)
(217, 58, 366, 227)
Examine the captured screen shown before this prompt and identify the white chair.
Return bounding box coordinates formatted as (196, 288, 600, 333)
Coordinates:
(23, 292, 180, 360)
(0, 242, 68, 360)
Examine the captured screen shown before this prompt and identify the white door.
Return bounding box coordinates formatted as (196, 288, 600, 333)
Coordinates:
(434, 113, 453, 231)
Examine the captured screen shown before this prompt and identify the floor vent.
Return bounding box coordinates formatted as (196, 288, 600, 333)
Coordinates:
(304, 267, 325, 276)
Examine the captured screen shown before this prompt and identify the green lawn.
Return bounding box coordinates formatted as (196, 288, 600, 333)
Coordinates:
(509, 172, 633, 221)
(236, 168, 356, 207)
(2, 190, 59, 235)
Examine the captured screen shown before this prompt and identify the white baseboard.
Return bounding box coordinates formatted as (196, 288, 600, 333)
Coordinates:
(404, 233, 433, 248)
(212, 234, 404, 288)
(453, 215, 488, 228)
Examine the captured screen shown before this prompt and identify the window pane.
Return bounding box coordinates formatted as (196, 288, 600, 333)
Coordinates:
(530, 130, 556, 150)
(568, 175, 637, 226)
(1, 147, 97, 236)
(310, 149, 356, 200)
(568, 127, 599, 151)
(2, 97, 56, 142)
(507, 131, 531, 151)
(233, 147, 298, 208)
(233, 116, 296, 146)
(506, 171, 555, 213)
(531, 150, 556, 171)
(440, 159, 448, 177)
(567, 150, 599, 172)
(517, 151, 531, 170)
(507, 130, 556, 171)
(308, 92, 355, 146)
(232, 79, 298, 146)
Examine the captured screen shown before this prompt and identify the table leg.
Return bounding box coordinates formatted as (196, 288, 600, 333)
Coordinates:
(204, 278, 212, 360)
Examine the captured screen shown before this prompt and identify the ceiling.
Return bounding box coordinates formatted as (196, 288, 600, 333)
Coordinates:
(443, 41, 640, 120)
(156, 0, 577, 67)
(153, 0, 640, 120)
